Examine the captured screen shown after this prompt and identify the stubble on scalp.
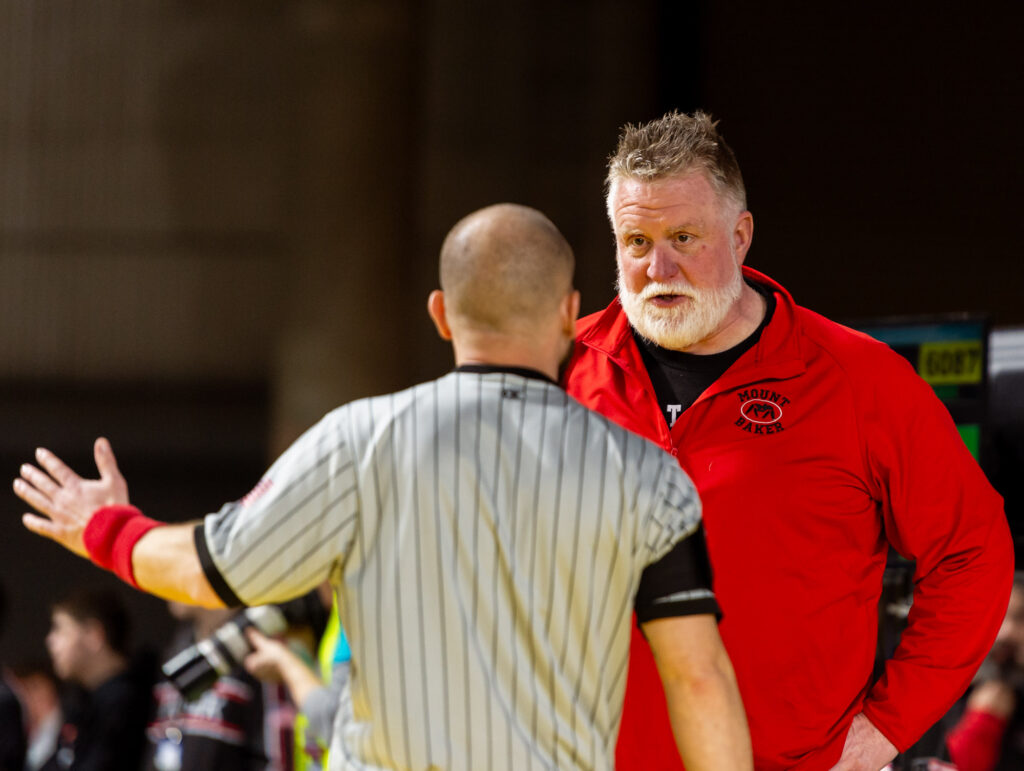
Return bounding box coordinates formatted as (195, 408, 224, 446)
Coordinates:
(439, 203, 574, 336)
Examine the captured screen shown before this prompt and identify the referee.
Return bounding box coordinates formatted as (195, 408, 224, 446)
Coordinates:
(14, 203, 751, 771)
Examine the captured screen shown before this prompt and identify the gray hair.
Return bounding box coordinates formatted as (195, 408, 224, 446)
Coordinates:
(606, 110, 747, 215)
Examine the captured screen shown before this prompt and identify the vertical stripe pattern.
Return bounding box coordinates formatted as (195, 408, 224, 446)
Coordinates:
(202, 370, 702, 771)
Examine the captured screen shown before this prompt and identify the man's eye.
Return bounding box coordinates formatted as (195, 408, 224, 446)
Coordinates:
(629, 236, 647, 248)
(675, 234, 691, 244)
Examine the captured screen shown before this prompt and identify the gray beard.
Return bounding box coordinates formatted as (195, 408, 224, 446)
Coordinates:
(616, 265, 744, 351)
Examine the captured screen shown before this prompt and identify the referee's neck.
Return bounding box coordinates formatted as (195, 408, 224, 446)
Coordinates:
(455, 362, 558, 385)
(450, 337, 563, 384)
(454, 354, 558, 382)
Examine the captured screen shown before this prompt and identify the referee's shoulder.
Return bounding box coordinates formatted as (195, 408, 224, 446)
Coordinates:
(565, 393, 676, 465)
(332, 377, 447, 426)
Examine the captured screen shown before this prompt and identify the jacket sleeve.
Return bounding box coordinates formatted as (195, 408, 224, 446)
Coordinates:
(859, 360, 1014, 751)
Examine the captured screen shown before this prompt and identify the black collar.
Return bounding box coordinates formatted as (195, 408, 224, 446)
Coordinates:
(454, 364, 558, 385)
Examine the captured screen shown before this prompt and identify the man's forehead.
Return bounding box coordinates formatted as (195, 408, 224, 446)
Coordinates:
(610, 173, 720, 220)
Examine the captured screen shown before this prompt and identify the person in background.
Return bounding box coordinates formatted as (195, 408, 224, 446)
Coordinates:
(143, 601, 294, 771)
(244, 583, 351, 771)
(245, 604, 352, 768)
(946, 575, 1024, 771)
(0, 581, 27, 771)
(7, 661, 62, 771)
(41, 587, 150, 771)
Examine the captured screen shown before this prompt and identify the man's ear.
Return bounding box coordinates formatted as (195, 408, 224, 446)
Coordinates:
(427, 290, 452, 341)
(733, 210, 754, 264)
(561, 289, 581, 337)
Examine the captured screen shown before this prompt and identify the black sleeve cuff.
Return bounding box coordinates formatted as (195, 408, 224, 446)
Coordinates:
(634, 522, 719, 624)
(193, 522, 244, 608)
(636, 595, 721, 627)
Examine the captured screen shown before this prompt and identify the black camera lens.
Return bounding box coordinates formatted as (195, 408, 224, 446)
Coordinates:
(161, 605, 287, 700)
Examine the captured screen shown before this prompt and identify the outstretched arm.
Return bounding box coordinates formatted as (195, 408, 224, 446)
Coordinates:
(132, 523, 223, 606)
(13, 438, 223, 608)
(643, 614, 752, 771)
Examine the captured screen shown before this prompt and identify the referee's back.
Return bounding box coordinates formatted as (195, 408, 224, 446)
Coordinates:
(197, 204, 708, 770)
(323, 368, 699, 770)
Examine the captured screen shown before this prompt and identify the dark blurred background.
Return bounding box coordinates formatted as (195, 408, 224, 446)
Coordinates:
(1, 1, 1022, 663)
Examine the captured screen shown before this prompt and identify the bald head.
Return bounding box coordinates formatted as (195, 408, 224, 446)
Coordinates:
(439, 203, 574, 336)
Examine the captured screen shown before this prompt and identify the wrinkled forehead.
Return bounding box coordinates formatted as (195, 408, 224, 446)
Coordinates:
(608, 173, 732, 228)
(608, 166, 743, 214)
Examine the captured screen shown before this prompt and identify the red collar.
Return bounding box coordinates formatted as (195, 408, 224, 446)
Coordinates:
(576, 266, 807, 396)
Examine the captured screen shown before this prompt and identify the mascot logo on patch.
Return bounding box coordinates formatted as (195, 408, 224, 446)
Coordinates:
(735, 388, 790, 435)
(741, 399, 782, 424)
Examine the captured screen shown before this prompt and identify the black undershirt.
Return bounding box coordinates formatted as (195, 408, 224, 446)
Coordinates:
(635, 281, 776, 429)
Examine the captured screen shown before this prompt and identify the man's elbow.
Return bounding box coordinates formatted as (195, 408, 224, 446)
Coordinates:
(659, 651, 737, 697)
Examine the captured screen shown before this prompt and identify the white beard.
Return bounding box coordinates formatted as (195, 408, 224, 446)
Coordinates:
(617, 263, 744, 351)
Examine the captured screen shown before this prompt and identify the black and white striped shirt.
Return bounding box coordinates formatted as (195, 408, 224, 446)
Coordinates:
(197, 367, 715, 771)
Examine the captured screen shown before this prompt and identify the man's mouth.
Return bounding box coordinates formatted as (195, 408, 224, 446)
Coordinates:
(647, 293, 688, 307)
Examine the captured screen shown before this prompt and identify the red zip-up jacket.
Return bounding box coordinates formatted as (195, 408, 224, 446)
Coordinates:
(563, 268, 1013, 770)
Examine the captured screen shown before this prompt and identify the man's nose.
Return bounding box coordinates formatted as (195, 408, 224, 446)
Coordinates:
(646, 244, 680, 282)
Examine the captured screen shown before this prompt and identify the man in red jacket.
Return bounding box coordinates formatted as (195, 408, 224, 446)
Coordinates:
(563, 110, 1014, 771)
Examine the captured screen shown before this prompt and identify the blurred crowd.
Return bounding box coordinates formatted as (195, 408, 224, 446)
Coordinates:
(0, 580, 349, 771)
(941, 575, 1024, 771)
(4, 570, 1024, 770)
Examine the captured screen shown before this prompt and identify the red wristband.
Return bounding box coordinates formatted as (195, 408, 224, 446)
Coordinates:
(82, 504, 162, 589)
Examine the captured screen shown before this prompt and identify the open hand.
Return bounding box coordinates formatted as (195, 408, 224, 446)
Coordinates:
(12, 437, 129, 558)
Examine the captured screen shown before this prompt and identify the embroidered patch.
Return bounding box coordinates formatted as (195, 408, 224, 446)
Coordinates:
(734, 387, 791, 435)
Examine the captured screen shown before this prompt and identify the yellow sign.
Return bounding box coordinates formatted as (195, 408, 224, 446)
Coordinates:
(918, 341, 984, 385)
